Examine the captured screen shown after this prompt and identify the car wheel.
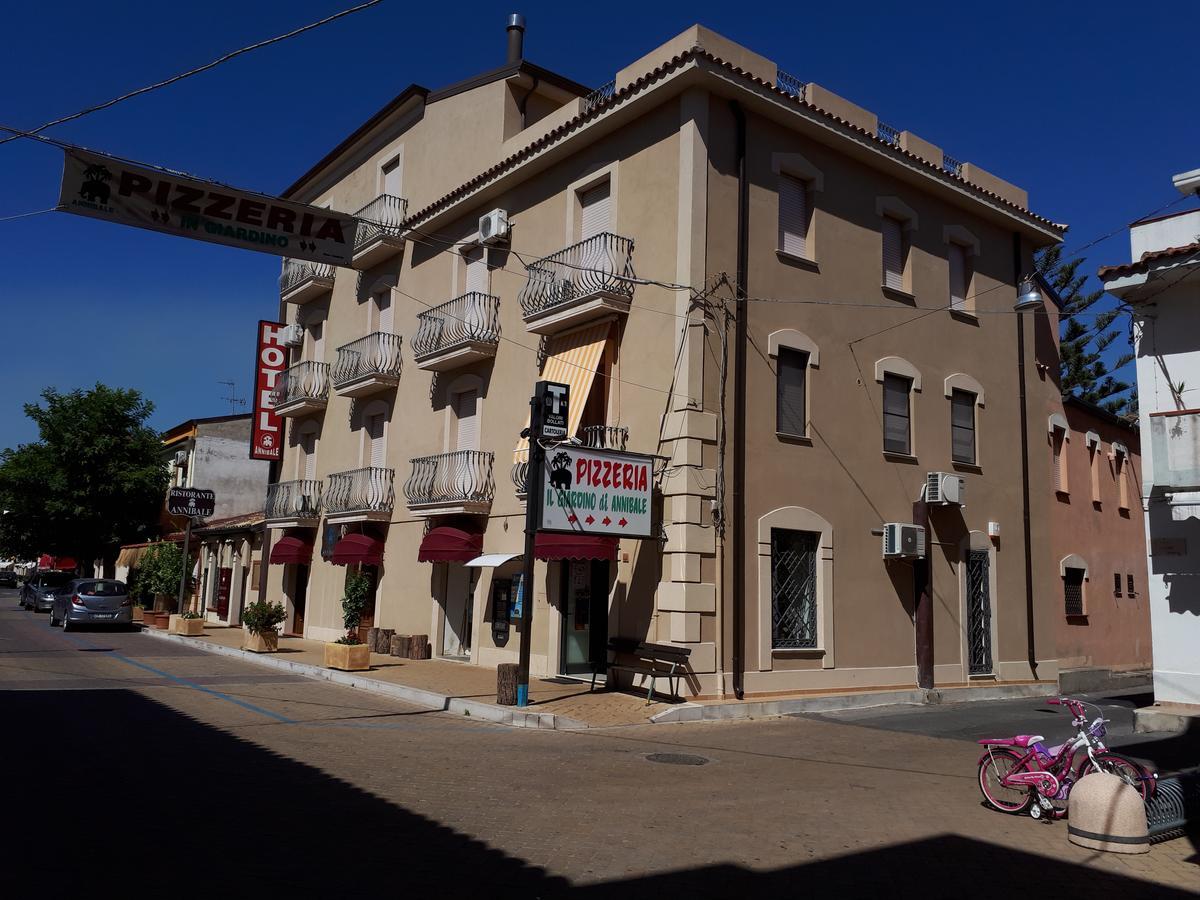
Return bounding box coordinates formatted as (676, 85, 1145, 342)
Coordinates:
(61, 616, 71, 633)
(48, 610, 58, 627)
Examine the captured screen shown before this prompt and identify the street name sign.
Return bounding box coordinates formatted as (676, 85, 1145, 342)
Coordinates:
(536, 380, 569, 439)
(167, 487, 216, 519)
(58, 149, 358, 266)
(251, 320, 287, 460)
(540, 446, 654, 538)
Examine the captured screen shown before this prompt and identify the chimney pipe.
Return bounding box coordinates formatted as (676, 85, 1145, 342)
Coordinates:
(506, 13, 525, 64)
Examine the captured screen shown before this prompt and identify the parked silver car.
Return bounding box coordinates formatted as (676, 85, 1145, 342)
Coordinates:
(49, 579, 132, 630)
(20, 571, 74, 611)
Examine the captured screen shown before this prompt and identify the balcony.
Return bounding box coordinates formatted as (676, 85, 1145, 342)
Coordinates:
(332, 332, 403, 398)
(264, 479, 322, 527)
(279, 259, 336, 305)
(513, 425, 628, 498)
(412, 293, 501, 371)
(352, 194, 407, 268)
(404, 450, 495, 517)
(518, 232, 635, 335)
(270, 361, 330, 417)
(324, 467, 395, 524)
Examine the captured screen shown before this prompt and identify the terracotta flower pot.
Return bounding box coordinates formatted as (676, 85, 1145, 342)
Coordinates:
(152, 613, 171, 629)
(243, 628, 279, 653)
(324, 642, 371, 671)
(131, 607, 145, 623)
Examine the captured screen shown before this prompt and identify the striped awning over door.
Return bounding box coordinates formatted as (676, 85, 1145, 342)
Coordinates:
(514, 321, 611, 462)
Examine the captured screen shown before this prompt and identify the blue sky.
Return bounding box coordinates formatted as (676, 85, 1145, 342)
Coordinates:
(1, 1, 1196, 450)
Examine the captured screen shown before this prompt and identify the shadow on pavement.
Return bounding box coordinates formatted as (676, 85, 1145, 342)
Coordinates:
(0, 688, 1192, 898)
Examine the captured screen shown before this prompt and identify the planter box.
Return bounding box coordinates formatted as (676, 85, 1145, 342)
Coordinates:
(324, 642, 371, 671)
(171, 617, 205, 636)
(131, 607, 145, 623)
(151, 612, 171, 629)
(243, 629, 279, 653)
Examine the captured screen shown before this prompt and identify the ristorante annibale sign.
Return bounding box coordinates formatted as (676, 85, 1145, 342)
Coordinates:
(58, 149, 356, 266)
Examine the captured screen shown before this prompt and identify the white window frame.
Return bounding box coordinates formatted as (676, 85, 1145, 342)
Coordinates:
(756, 506, 835, 670)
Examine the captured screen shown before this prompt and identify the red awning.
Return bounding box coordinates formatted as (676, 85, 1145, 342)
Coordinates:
(38, 554, 76, 570)
(533, 533, 618, 561)
(269, 536, 314, 565)
(330, 533, 385, 566)
(417, 527, 483, 563)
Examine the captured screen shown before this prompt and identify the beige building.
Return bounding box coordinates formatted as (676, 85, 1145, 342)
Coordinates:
(262, 20, 1067, 698)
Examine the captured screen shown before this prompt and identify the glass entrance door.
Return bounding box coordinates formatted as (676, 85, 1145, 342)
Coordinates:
(561, 560, 609, 676)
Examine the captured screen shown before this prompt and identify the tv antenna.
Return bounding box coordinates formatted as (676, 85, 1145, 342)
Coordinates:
(218, 380, 247, 415)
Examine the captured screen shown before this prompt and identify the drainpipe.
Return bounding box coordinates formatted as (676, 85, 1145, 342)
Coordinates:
(730, 100, 749, 700)
(1013, 232, 1039, 679)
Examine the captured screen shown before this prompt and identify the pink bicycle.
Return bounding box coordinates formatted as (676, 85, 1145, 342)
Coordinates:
(977, 697, 1154, 820)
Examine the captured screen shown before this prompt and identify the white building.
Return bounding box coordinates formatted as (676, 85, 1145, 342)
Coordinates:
(1099, 170, 1200, 717)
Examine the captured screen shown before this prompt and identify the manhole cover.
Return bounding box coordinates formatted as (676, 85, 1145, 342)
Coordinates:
(645, 752, 710, 766)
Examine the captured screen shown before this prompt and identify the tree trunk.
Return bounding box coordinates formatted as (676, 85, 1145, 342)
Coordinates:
(374, 628, 394, 653)
(496, 663, 519, 705)
(408, 634, 430, 660)
(389, 634, 410, 657)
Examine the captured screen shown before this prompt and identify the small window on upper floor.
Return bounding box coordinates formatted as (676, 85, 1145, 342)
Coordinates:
(1113, 573, 1122, 597)
(381, 154, 402, 198)
(882, 216, 907, 293)
(950, 389, 977, 465)
(578, 180, 611, 243)
(948, 243, 972, 313)
(1113, 444, 1130, 510)
(776, 347, 808, 438)
(1052, 426, 1069, 495)
(1127, 573, 1136, 597)
(883, 373, 913, 456)
(778, 174, 810, 261)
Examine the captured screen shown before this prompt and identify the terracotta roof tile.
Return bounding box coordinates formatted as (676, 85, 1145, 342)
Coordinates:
(1098, 242, 1200, 280)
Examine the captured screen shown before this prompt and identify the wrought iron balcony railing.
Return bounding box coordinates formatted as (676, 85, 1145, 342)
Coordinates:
(279, 259, 336, 295)
(325, 467, 395, 516)
(511, 460, 530, 497)
(877, 121, 901, 146)
(353, 194, 408, 251)
(518, 232, 635, 320)
(776, 70, 806, 101)
(412, 293, 501, 360)
(332, 332, 403, 389)
(270, 361, 330, 409)
(404, 450, 495, 509)
(582, 79, 615, 115)
(582, 425, 629, 450)
(265, 479, 323, 521)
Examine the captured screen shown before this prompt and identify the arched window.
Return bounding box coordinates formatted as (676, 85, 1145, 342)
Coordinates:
(756, 506, 834, 670)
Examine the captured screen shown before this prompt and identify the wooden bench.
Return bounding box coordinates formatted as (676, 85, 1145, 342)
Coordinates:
(594, 638, 691, 704)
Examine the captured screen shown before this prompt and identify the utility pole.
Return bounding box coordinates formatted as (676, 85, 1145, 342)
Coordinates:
(515, 391, 546, 708)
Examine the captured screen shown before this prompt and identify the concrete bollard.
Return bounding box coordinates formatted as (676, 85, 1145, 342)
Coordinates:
(1067, 771, 1149, 854)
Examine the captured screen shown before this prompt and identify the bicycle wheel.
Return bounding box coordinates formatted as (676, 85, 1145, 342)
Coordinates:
(1082, 753, 1152, 800)
(978, 748, 1032, 814)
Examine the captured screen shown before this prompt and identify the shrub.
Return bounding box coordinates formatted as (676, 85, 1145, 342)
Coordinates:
(340, 571, 372, 640)
(181, 609, 203, 620)
(242, 599, 286, 636)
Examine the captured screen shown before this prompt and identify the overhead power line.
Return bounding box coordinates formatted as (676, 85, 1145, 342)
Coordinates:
(0, 0, 385, 148)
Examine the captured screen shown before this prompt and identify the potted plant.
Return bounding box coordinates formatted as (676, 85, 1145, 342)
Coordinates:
(137, 542, 189, 628)
(324, 572, 372, 671)
(172, 609, 206, 636)
(242, 599, 286, 653)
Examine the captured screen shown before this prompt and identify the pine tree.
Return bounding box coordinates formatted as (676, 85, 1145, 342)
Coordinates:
(1037, 243, 1134, 414)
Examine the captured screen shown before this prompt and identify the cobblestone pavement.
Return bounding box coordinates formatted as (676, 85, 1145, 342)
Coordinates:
(1, 599, 1195, 897)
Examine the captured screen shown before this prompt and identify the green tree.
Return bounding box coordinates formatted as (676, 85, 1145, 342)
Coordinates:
(135, 541, 189, 601)
(0, 384, 167, 564)
(1037, 244, 1134, 414)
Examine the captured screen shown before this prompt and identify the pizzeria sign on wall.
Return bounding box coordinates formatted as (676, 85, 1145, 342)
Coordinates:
(540, 445, 655, 539)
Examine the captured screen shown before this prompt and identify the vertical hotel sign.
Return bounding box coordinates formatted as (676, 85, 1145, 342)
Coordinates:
(252, 321, 287, 461)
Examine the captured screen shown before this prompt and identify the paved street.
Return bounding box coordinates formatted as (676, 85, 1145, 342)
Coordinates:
(1, 591, 1195, 897)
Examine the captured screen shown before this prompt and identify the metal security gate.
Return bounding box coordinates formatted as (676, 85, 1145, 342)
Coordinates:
(771, 529, 818, 649)
(966, 550, 993, 675)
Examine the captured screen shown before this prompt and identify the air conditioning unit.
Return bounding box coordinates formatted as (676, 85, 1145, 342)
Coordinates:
(478, 208, 510, 244)
(883, 523, 926, 559)
(926, 472, 965, 507)
(280, 324, 304, 347)
(173, 450, 189, 466)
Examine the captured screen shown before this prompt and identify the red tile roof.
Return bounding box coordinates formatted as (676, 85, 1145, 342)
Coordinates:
(1098, 242, 1200, 280)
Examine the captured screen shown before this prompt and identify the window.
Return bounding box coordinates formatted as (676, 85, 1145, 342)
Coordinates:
(372, 290, 393, 333)
(778, 174, 809, 259)
(579, 181, 611, 241)
(381, 155, 402, 197)
(363, 408, 387, 468)
(882, 216, 906, 291)
(1064, 567, 1085, 616)
(948, 243, 970, 312)
(770, 528, 818, 649)
(453, 389, 479, 451)
(298, 423, 319, 481)
(463, 246, 488, 295)
(1127, 573, 1136, 597)
(1052, 428, 1069, 494)
(1114, 573, 1122, 597)
(307, 320, 324, 363)
(1113, 445, 1130, 510)
(1089, 439, 1102, 504)
(776, 347, 808, 437)
(883, 373, 912, 455)
(950, 389, 976, 464)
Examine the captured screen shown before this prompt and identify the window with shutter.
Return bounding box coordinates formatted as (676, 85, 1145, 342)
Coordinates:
(382, 156, 402, 197)
(776, 347, 808, 437)
(464, 246, 488, 295)
(948, 243, 968, 311)
(1064, 568, 1085, 616)
(454, 390, 479, 451)
(375, 291, 393, 333)
(778, 174, 808, 258)
(882, 374, 912, 455)
(579, 181, 611, 241)
(368, 413, 386, 467)
(1115, 451, 1130, 509)
(950, 389, 976, 464)
(1052, 432, 1066, 492)
(302, 431, 317, 481)
(882, 217, 905, 291)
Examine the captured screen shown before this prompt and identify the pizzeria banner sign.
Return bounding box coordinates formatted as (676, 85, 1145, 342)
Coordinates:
(58, 149, 357, 266)
(540, 445, 655, 539)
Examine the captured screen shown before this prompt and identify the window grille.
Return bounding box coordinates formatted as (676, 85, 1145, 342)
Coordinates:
(966, 550, 992, 675)
(771, 529, 818, 649)
(1064, 568, 1085, 616)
